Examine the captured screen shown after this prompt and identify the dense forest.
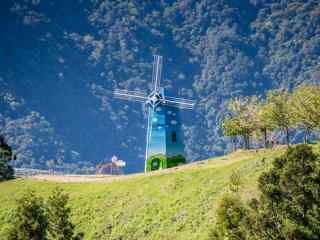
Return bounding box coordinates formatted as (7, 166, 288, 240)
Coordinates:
(0, 0, 319, 172)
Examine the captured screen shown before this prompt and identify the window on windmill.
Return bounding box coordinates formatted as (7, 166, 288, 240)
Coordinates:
(171, 131, 177, 143)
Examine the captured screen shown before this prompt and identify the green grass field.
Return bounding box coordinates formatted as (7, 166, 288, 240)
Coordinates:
(0, 146, 312, 240)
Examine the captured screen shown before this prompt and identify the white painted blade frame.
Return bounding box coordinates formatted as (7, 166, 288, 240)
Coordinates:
(113, 89, 148, 103)
(152, 55, 163, 92)
(164, 97, 195, 109)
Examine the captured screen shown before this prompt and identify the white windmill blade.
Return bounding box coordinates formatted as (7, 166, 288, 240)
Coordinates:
(114, 94, 147, 103)
(152, 55, 163, 92)
(164, 102, 194, 110)
(165, 96, 195, 104)
(113, 91, 148, 103)
(114, 88, 147, 97)
(164, 99, 195, 109)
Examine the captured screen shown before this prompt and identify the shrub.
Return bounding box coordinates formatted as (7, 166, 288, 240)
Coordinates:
(210, 194, 248, 240)
(229, 170, 242, 193)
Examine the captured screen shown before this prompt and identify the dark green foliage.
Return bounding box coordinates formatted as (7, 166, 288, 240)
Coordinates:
(212, 145, 320, 240)
(4, 189, 82, 240)
(47, 188, 76, 240)
(6, 191, 48, 240)
(0, 135, 14, 181)
(210, 194, 248, 240)
(249, 145, 320, 240)
(166, 155, 186, 168)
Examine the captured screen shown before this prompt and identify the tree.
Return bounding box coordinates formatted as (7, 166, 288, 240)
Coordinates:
(247, 145, 320, 239)
(212, 145, 320, 240)
(253, 101, 274, 148)
(47, 188, 76, 240)
(0, 135, 15, 181)
(222, 117, 241, 151)
(6, 191, 48, 240)
(264, 90, 293, 146)
(289, 85, 320, 143)
(223, 97, 259, 150)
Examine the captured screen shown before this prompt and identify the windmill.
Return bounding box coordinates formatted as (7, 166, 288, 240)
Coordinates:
(114, 55, 195, 172)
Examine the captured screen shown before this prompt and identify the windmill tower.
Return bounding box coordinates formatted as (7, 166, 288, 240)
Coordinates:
(114, 55, 194, 172)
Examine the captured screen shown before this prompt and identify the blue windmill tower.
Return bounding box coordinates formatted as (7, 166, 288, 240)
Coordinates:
(114, 56, 194, 172)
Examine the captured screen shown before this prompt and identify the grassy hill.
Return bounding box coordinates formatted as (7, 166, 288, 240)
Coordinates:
(0, 146, 313, 240)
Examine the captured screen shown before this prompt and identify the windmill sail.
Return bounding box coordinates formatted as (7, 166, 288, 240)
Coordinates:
(113, 89, 148, 102)
(152, 55, 162, 92)
(164, 96, 195, 109)
(163, 100, 195, 109)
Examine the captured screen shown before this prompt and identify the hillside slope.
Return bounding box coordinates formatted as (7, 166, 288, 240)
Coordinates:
(0, 147, 294, 240)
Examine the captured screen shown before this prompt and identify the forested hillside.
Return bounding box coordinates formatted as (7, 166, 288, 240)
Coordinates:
(0, 0, 319, 172)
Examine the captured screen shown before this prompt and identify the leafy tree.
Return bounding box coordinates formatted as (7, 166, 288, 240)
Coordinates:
(289, 85, 320, 143)
(253, 101, 274, 148)
(47, 188, 76, 240)
(264, 90, 293, 146)
(223, 97, 260, 149)
(7, 191, 48, 240)
(210, 193, 248, 240)
(0, 135, 15, 181)
(222, 117, 242, 151)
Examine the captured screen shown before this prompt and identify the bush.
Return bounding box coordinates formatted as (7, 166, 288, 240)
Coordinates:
(229, 170, 242, 193)
(210, 194, 248, 240)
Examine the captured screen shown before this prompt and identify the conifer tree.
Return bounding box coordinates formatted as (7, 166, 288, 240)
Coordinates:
(211, 145, 320, 240)
(47, 188, 75, 240)
(0, 135, 14, 180)
(247, 145, 320, 239)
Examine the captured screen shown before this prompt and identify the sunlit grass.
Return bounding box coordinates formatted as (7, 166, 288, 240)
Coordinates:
(0, 144, 317, 240)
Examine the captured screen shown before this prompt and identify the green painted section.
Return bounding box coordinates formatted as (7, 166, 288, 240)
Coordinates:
(146, 154, 186, 172)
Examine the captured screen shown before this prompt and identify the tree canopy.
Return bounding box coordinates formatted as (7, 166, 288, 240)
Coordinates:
(0, 135, 14, 181)
(222, 85, 320, 150)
